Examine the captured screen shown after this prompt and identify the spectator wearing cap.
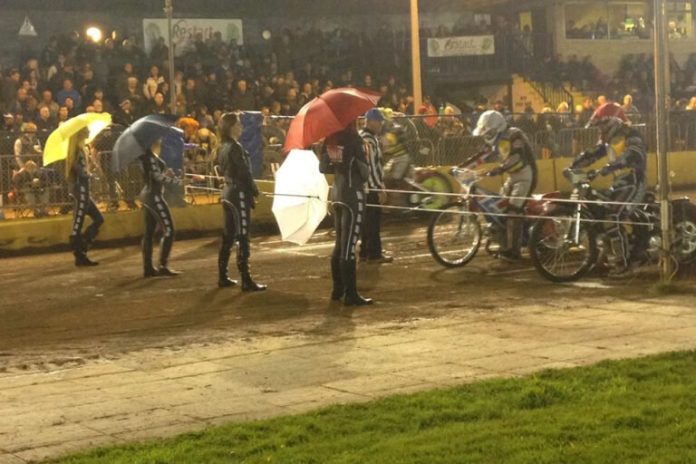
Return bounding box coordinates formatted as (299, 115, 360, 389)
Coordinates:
(14, 122, 42, 169)
(359, 108, 392, 264)
(2, 114, 15, 132)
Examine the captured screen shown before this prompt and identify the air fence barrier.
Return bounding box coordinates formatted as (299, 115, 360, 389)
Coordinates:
(3, 111, 696, 221)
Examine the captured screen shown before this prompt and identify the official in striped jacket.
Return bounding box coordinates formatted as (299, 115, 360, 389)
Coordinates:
(359, 108, 393, 263)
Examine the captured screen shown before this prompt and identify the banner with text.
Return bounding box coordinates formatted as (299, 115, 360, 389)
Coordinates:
(427, 35, 495, 57)
(143, 18, 243, 56)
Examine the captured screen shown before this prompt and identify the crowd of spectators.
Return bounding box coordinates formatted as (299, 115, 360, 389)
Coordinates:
(5, 19, 696, 218)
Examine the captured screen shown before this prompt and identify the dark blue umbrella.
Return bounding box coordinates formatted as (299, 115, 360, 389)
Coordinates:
(111, 115, 180, 173)
(160, 128, 186, 172)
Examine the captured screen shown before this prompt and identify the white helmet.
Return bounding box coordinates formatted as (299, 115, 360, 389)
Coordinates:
(473, 110, 507, 145)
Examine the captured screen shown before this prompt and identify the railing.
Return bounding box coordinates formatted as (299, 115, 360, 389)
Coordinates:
(4, 111, 696, 220)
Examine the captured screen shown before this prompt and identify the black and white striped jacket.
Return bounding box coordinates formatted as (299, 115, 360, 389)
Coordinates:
(359, 128, 385, 190)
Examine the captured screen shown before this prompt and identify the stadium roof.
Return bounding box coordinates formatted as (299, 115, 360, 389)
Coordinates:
(5, 0, 532, 15)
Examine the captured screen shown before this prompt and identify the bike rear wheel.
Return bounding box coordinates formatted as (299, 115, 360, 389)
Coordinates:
(427, 203, 482, 268)
(529, 211, 598, 282)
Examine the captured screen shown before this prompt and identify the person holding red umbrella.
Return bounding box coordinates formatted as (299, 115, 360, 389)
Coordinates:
(320, 121, 373, 306)
(284, 87, 381, 305)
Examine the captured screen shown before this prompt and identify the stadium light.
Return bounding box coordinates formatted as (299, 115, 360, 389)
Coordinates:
(86, 26, 103, 43)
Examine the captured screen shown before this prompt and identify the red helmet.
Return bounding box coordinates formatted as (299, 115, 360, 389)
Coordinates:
(587, 102, 628, 142)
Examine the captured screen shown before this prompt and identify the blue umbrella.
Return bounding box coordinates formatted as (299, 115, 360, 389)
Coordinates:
(160, 128, 186, 172)
(111, 115, 180, 173)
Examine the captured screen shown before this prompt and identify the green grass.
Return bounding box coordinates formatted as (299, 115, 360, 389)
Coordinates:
(53, 351, 696, 464)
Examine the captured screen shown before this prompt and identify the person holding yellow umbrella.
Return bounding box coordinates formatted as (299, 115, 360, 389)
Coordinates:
(44, 112, 111, 266)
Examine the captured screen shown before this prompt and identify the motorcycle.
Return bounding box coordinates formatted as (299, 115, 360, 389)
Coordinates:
(381, 115, 457, 211)
(527, 168, 696, 282)
(383, 149, 455, 211)
(427, 166, 560, 268)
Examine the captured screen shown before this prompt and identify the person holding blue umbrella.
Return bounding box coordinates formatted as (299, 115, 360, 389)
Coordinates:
(216, 112, 266, 291)
(139, 136, 183, 277)
(112, 115, 186, 277)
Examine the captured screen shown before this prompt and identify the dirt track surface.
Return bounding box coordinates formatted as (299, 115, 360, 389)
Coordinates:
(0, 220, 546, 371)
(2, 219, 696, 463)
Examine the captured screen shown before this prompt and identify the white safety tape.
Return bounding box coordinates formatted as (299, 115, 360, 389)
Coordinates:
(183, 182, 657, 227)
(365, 202, 655, 227)
(368, 187, 654, 208)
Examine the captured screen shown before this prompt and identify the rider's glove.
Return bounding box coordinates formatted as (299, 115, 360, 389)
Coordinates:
(586, 169, 599, 181)
(487, 167, 503, 177)
(599, 165, 613, 177)
(562, 167, 573, 179)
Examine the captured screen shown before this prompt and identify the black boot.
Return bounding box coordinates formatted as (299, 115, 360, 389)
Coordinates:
(82, 221, 101, 252)
(238, 240, 266, 292)
(157, 235, 180, 276)
(142, 236, 157, 277)
(341, 259, 372, 306)
(71, 235, 98, 267)
(330, 254, 343, 301)
(218, 241, 238, 288)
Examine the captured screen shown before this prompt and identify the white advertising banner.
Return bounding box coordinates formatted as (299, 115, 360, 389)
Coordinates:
(143, 18, 243, 55)
(427, 35, 495, 57)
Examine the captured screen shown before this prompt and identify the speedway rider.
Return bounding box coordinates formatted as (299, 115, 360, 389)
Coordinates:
(473, 110, 538, 262)
(567, 102, 646, 274)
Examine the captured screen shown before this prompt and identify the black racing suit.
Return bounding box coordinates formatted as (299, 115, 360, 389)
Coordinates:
(570, 126, 647, 269)
(489, 127, 538, 256)
(216, 139, 260, 282)
(319, 129, 370, 300)
(70, 147, 104, 254)
(140, 150, 181, 272)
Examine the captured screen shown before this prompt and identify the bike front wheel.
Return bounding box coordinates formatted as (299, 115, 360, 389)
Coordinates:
(427, 203, 482, 268)
(529, 211, 598, 282)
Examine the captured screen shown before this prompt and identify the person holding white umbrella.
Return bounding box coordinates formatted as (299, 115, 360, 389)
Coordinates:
(320, 122, 373, 306)
(216, 112, 266, 291)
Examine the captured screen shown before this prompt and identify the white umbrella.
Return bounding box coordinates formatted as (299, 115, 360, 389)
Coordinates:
(272, 149, 329, 245)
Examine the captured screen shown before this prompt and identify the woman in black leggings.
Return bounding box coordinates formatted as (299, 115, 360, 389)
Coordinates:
(66, 127, 103, 266)
(216, 112, 266, 291)
(319, 123, 372, 306)
(140, 138, 182, 277)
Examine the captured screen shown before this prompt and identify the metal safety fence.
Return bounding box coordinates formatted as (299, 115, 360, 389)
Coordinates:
(4, 111, 696, 220)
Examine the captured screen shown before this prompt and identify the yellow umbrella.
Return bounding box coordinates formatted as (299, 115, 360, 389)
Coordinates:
(43, 113, 112, 166)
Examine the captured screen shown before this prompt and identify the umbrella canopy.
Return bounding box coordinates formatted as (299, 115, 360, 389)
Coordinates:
(160, 127, 186, 172)
(43, 113, 112, 166)
(111, 115, 179, 172)
(272, 149, 329, 245)
(283, 87, 381, 152)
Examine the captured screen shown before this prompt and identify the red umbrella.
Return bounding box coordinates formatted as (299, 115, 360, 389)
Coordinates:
(283, 87, 381, 152)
